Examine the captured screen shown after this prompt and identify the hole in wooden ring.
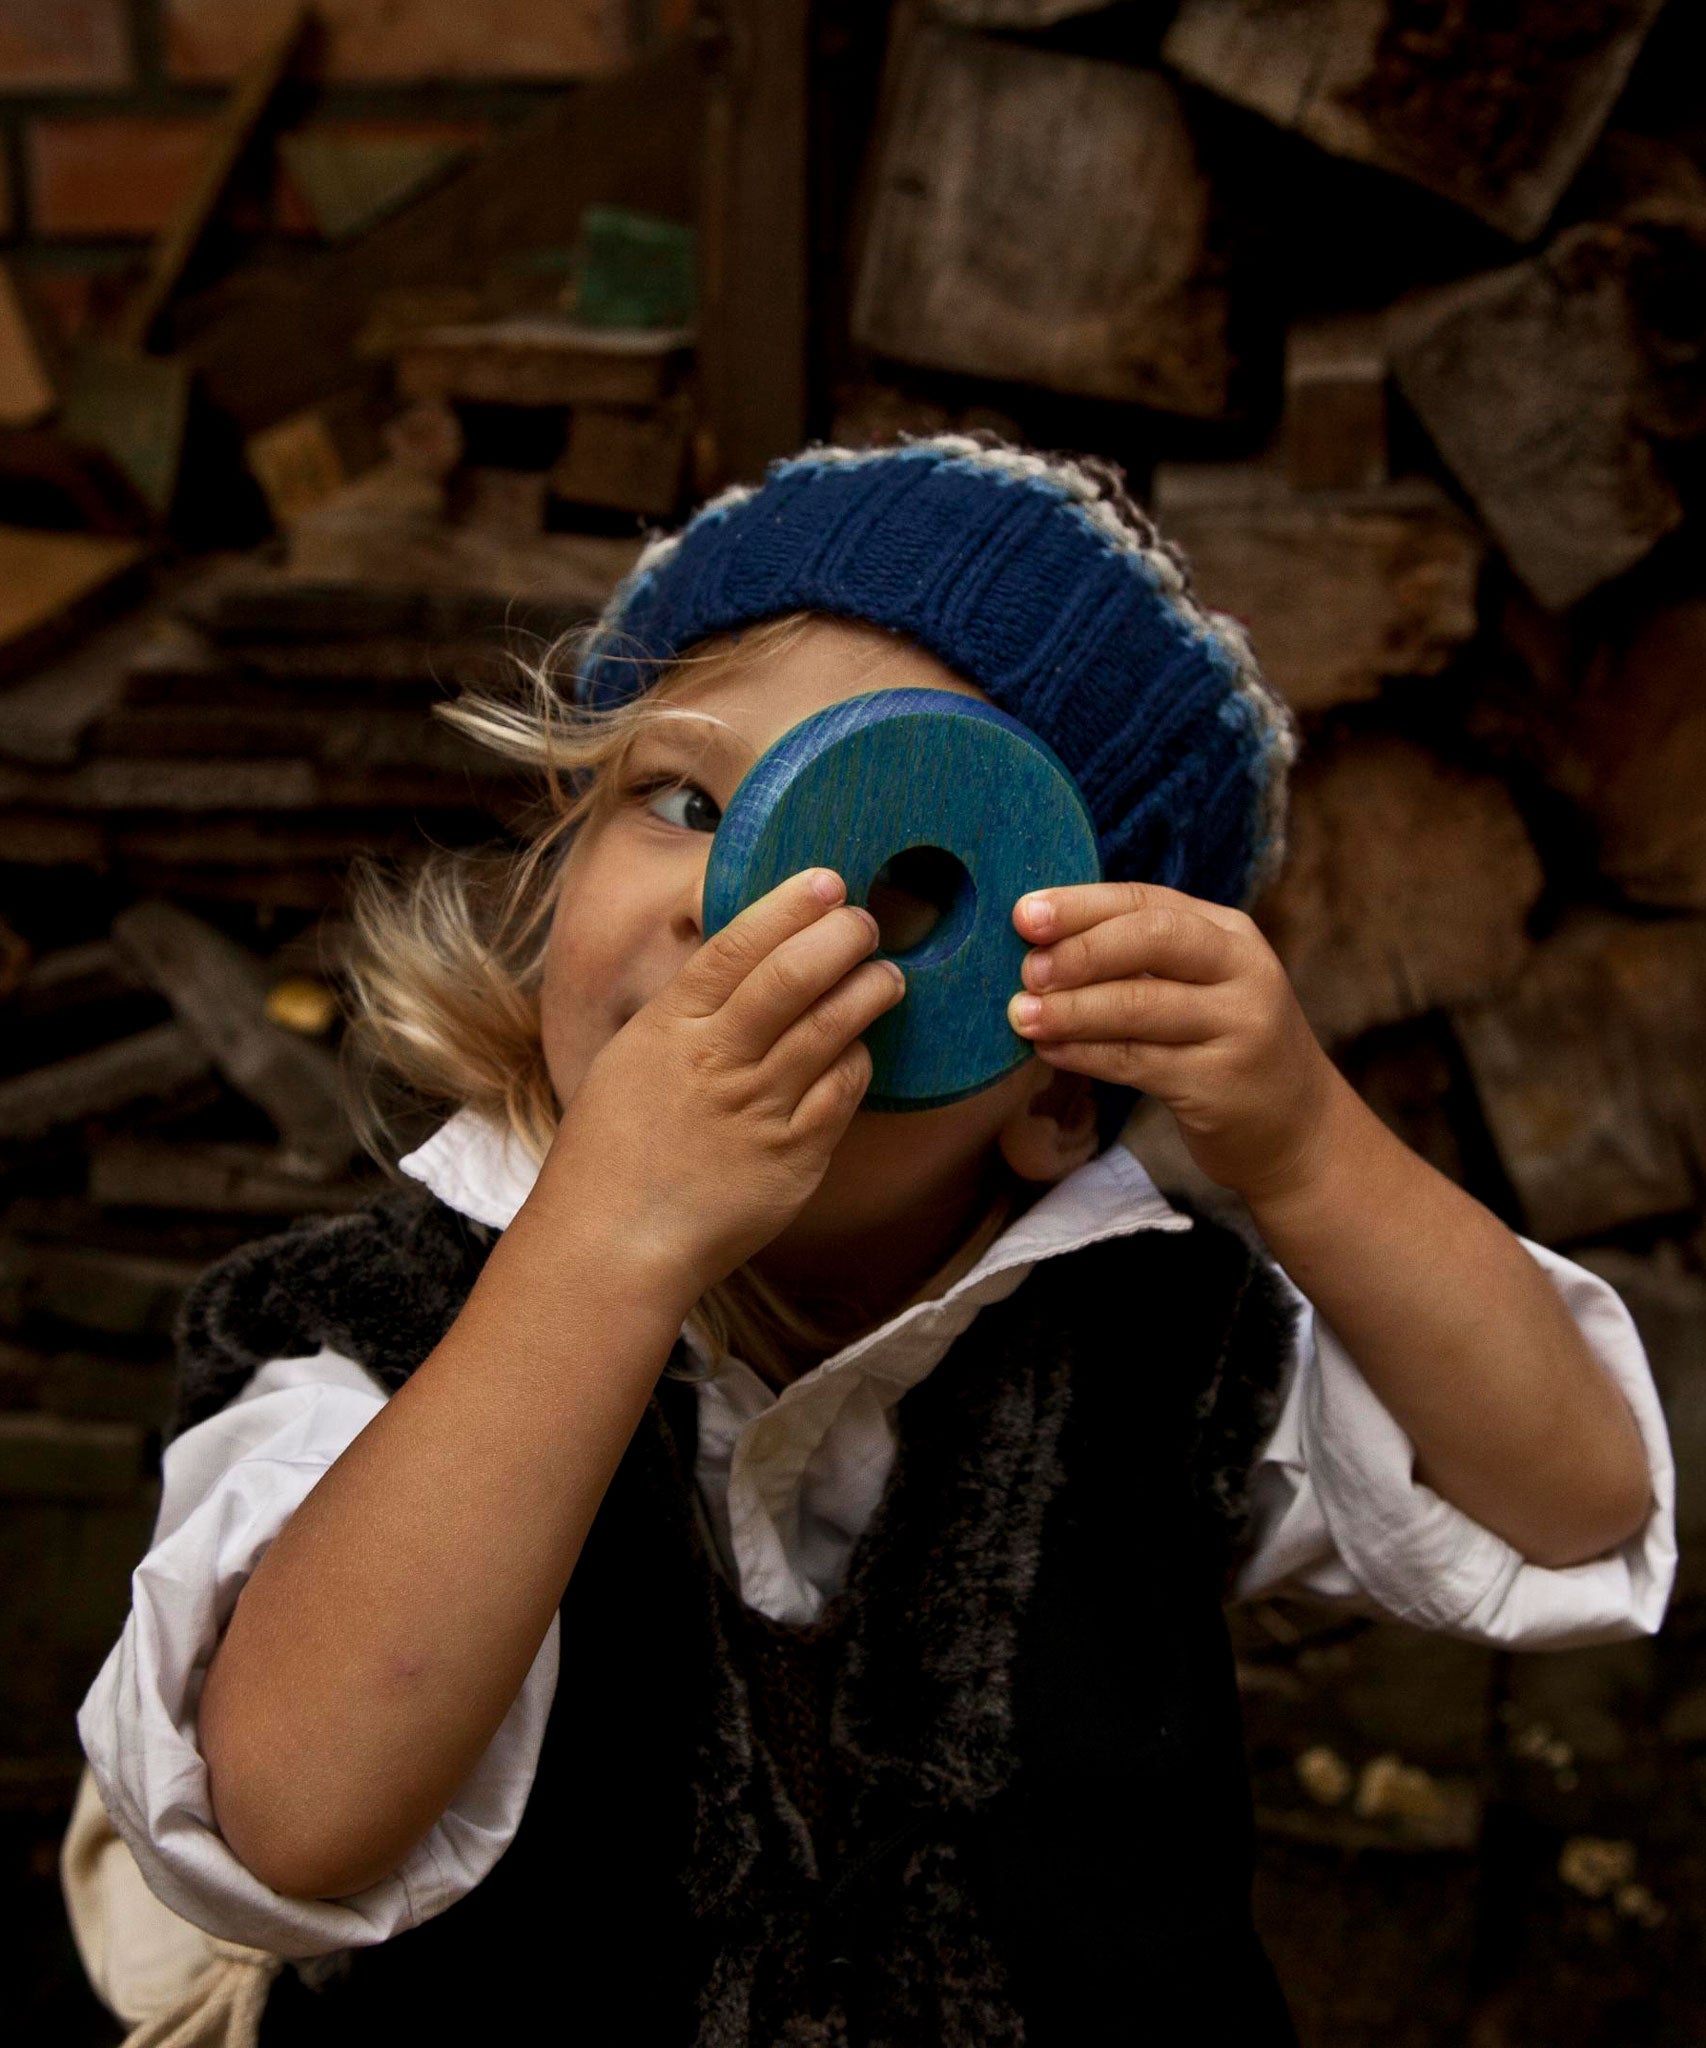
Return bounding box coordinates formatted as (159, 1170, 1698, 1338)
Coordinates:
(865, 844, 975, 960)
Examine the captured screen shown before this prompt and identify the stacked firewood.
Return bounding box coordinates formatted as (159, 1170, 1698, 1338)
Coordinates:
(842, 4, 1706, 2036)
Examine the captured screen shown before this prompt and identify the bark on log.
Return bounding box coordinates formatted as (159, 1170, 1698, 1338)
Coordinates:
(1257, 728, 1542, 1045)
(1388, 224, 1691, 610)
(0, 1024, 211, 1142)
(1163, 0, 1667, 241)
(1452, 912, 1706, 1243)
(111, 901, 354, 1171)
(853, 26, 1232, 415)
(1153, 466, 1482, 713)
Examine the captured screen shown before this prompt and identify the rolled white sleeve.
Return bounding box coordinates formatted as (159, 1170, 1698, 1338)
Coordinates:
(76, 1350, 559, 1958)
(1233, 1238, 1677, 1648)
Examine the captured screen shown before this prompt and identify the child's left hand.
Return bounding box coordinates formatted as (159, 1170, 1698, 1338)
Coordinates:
(1007, 882, 1340, 1202)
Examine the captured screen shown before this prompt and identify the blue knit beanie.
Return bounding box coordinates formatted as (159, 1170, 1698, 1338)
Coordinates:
(573, 435, 1295, 909)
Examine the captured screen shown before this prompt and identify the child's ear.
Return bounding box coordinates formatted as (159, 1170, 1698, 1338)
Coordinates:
(996, 1062, 1100, 1184)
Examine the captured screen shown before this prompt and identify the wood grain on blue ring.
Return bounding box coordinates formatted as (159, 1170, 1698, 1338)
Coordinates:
(703, 687, 1101, 1111)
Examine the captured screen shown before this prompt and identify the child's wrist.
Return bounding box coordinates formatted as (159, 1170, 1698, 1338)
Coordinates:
(1232, 1060, 1369, 1220)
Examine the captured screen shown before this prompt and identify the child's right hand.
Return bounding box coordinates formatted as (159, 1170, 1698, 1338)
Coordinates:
(538, 867, 905, 1302)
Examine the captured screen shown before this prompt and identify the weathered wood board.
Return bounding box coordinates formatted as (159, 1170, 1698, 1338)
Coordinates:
(1258, 729, 1542, 1045)
(1152, 466, 1482, 712)
(396, 317, 690, 410)
(853, 26, 1232, 415)
(1452, 913, 1706, 1243)
(112, 900, 354, 1171)
(1284, 313, 1388, 492)
(1163, 0, 1668, 241)
(1389, 225, 1687, 611)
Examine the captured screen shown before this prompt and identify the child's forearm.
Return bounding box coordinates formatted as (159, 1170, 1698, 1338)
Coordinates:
(197, 1170, 697, 1902)
(1243, 1066, 1653, 1570)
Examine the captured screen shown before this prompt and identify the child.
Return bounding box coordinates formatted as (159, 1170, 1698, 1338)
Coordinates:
(69, 437, 1673, 2046)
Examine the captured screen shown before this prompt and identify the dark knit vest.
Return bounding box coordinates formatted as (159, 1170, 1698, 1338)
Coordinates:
(174, 1185, 1302, 2047)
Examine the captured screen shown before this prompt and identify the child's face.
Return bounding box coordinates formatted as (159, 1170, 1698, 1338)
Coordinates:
(540, 618, 1101, 1304)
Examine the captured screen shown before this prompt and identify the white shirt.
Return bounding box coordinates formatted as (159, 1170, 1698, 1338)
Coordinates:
(77, 1111, 1677, 1958)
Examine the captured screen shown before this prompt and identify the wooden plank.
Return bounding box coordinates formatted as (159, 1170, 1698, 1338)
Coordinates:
(173, 38, 704, 432)
(1536, 602, 1706, 911)
(60, 347, 192, 518)
(0, 261, 54, 428)
(111, 900, 354, 1170)
(1151, 466, 1482, 713)
(1452, 913, 1706, 1243)
(397, 316, 688, 409)
(0, 1023, 210, 1141)
(1284, 313, 1387, 493)
(696, 0, 810, 483)
(115, 3, 308, 353)
(245, 389, 383, 528)
(277, 131, 471, 243)
(1389, 226, 1686, 610)
(550, 401, 690, 516)
(0, 530, 149, 685)
(454, 467, 548, 541)
(0, 755, 509, 812)
(1163, 0, 1668, 241)
(1257, 729, 1542, 1046)
(86, 702, 500, 776)
(0, 617, 145, 767)
(853, 26, 1231, 415)
(11, 941, 148, 1021)
(89, 1138, 377, 1217)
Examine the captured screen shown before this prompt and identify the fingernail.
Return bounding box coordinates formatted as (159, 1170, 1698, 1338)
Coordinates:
(1009, 993, 1043, 1027)
(1018, 894, 1054, 933)
(856, 907, 881, 940)
(811, 870, 844, 904)
(883, 961, 906, 990)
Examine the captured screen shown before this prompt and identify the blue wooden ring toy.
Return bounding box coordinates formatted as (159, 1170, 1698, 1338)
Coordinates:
(702, 687, 1101, 1112)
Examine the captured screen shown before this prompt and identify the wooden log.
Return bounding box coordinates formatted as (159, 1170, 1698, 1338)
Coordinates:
(111, 901, 354, 1171)
(86, 702, 496, 777)
(1452, 913, 1706, 1243)
(0, 1242, 203, 1342)
(88, 1138, 377, 1218)
(852, 25, 1232, 416)
(1162, 0, 1667, 241)
(396, 317, 689, 409)
(0, 1024, 211, 1142)
(0, 617, 145, 767)
(1257, 729, 1542, 1046)
(0, 1416, 147, 1504)
(0, 529, 149, 685)
(10, 942, 148, 1022)
(550, 402, 691, 516)
(932, 1, 1111, 21)
(1152, 466, 1482, 713)
(1388, 225, 1687, 610)
(1284, 314, 1387, 492)
(0, 754, 517, 814)
(1552, 602, 1706, 910)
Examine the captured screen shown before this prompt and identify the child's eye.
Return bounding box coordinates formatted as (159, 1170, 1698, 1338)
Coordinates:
(634, 778, 722, 833)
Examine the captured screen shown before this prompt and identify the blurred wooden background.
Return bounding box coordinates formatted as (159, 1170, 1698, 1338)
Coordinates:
(1, 3, 1704, 2040)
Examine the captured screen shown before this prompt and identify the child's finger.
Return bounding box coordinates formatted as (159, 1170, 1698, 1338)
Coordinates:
(769, 957, 907, 1113)
(1020, 897, 1242, 994)
(676, 868, 852, 1017)
(1007, 975, 1219, 1047)
(715, 900, 893, 1066)
(1029, 1036, 1189, 1092)
(1014, 880, 1249, 944)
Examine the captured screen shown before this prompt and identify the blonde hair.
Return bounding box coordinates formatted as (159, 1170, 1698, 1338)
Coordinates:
(344, 612, 902, 1391)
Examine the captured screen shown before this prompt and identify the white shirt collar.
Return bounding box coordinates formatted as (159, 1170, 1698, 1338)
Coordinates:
(398, 1105, 1191, 1385)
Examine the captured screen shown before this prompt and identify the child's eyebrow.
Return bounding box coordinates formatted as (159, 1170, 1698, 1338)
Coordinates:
(625, 719, 750, 772)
